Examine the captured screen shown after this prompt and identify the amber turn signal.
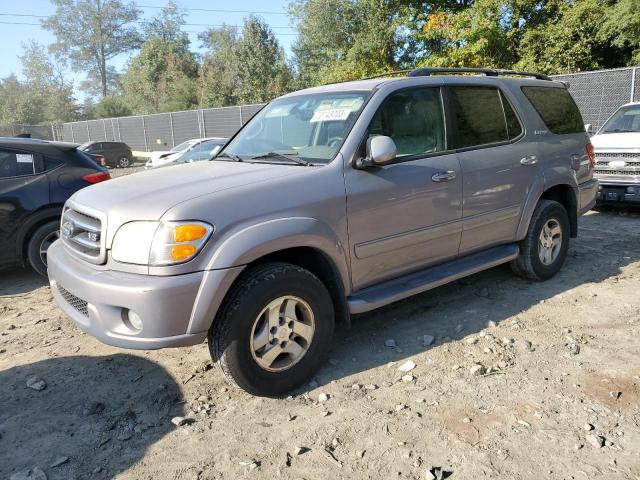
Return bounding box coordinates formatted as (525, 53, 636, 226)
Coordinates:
(170, 244, 197, 261)
(174, 224, 207, 243)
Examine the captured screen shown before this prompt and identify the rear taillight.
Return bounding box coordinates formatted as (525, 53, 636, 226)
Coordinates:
(83, 171, 111, 184)
(586, 143, 596, 168)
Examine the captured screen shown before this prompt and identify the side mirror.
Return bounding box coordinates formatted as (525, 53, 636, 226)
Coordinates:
(356, 136, 397, 168)
(584, 124, 593, 135)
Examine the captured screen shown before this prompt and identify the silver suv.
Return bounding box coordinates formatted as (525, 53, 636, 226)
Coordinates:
(48, 68, 598, 396)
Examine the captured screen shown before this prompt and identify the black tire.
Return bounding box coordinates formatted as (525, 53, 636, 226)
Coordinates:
(511, 199, 570, 281)
(27, 220, 60, 277)
(209, 262, 334, 397)
(117, 156, 132, 168)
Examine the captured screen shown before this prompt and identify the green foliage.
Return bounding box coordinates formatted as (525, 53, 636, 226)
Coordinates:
(600, 0, 640, 64)
(0, 41, 77, 125)
(42, 0, 141, 98)
(290, 0, 405, 86)
(95, 94, 132, 118)
(199, 17, 293, 107)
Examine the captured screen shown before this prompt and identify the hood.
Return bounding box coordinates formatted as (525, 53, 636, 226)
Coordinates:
(149, 150, 172, 162)
(70, 161, 305, 242)
(591, 132, 640, 152)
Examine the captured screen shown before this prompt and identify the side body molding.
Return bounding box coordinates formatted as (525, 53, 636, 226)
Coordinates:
(186, 217, 351, 335)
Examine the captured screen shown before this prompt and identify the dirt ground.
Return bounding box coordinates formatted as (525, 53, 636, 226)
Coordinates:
(1, 207, 640, 480)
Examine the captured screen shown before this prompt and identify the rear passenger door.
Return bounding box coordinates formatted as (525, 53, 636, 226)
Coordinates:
(0, 150, 49, 264)
(448, 85, 539, 254)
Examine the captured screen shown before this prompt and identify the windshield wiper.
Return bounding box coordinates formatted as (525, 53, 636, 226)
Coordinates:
(216, 152, 243, 162)
(250, 151, 311, 166)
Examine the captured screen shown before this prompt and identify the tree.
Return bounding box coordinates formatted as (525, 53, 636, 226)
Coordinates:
(19, 41, 77, 122)
(42, 0, 141, 98)
(234, 16, 293, 104)
(121, 2, 198, 113)
(289, 0, 408, 87)
(0, 74, 40, 125)
(516, 0, 625, 73)
(199, 17, 292, 107)
(199, 26, 241, 107)
(0, 41, 77, 125)
(95, 94, 132, 118)
(600, 0, 640, 65)
(143, 0, 186, 42)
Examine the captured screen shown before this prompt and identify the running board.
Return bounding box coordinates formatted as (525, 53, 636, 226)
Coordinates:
(347, 244, 519, 314)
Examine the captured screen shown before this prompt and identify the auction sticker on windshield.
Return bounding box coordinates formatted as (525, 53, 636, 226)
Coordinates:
(310, 108, 352, 123)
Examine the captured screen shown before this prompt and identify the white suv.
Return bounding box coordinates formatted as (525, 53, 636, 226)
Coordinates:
(591, 102, 640, 205)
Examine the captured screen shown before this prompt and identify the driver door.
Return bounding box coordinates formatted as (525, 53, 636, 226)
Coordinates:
(344, 87, 463, 290)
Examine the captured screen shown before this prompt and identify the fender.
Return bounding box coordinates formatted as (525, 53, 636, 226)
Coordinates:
(516, 175, 579, 240)
(14, 205, 63, 259)
(185, 217, 351, 335)
(206, 217, 350, 286)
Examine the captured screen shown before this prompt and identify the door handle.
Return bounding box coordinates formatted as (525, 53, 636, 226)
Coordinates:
(431, 170, 457, 182)
(520, 155, 538, 166)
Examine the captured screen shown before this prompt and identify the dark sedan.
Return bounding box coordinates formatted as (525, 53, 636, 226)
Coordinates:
(0, 138, 110, 276)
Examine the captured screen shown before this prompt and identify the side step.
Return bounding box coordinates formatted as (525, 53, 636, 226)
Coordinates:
(347, 244, 519, 314)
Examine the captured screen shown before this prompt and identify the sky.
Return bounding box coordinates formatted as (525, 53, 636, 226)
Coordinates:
(0, 0, 296, 98)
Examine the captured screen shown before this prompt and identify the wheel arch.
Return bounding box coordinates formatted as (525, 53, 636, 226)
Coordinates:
(16, 205, 63, 260)
(517, 182, 578, 240)
(189, 218, 352, 334)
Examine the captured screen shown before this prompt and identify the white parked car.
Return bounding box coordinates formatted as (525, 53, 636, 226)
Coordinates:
(590, 102, 640, 205)
(145, 138, 221, 169)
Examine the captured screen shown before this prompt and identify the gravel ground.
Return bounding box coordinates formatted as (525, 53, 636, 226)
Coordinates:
(1, 207, 640, 480)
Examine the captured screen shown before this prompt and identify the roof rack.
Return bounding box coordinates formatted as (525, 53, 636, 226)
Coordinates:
(363, 67, 552, 81)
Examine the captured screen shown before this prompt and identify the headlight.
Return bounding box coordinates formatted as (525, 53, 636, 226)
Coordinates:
(112, 220, 213, 266)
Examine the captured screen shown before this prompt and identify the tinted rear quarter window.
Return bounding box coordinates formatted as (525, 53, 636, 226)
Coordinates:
(449, 86, 514, 148)
(521, 86, 584, 134)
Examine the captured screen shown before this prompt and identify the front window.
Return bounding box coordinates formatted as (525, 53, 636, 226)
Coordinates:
(221, 91, 369, 165)
(600, 105, 640, 134)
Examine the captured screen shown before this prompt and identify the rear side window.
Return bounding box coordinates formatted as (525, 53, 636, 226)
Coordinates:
(0, 151, 35, 178)
(521, 86, 584, 134)
(449, 86, 520, 148)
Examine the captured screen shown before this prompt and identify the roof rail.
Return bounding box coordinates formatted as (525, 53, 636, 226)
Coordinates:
(363, 67, 552, 81)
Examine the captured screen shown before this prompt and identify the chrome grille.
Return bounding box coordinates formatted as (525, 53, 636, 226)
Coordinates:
(60, 207, 105, 263)
(57, 284, 88, 317)
(594, 152, 640, 177)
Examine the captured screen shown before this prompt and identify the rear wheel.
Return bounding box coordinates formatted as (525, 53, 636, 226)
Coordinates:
(117, 156, 132, 168)
(27, 221, 59, 277)
(511, 199, 570, 280)
(209, 262, 334, 397)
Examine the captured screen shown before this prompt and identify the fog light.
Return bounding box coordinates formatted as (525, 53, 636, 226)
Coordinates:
(627, 187, 636, 194)
(124, 309, 143, 331)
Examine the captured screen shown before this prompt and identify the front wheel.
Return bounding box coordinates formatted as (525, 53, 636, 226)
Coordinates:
(27, 221, 60, 277)
(511, 199, 570, 280)
(209, 262, 334, 396)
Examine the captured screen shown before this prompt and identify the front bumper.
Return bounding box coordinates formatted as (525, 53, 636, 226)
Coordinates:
(47, 241, 209, 349)
(596, 182, 640, 205)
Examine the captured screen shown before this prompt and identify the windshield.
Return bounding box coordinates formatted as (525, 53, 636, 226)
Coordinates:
(179, 140, 224, 162)
(171, 139, 198, 152)
(220, 91, 369, 164)
(600, 105, 640, 134)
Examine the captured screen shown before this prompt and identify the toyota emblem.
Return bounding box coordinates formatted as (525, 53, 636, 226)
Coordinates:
(61, 220, 75, 238)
